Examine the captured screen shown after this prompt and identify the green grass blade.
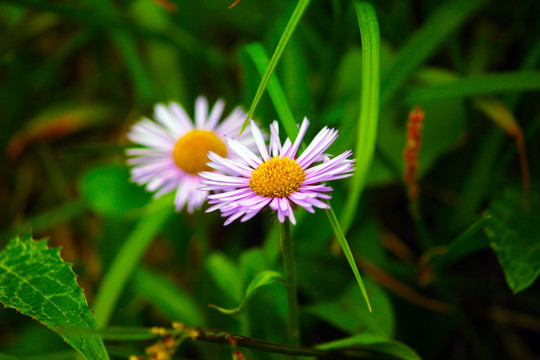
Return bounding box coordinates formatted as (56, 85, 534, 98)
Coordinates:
(246, 41, 371, 312)
(340, 2, 380, 234)
(325, 204, 372, 312)
(381, 0, 487, 105)
(241, 0, 312, 133)
(405, 71, 540, 104)
(93, 198, 174, 327)
(244, 42, 299, 140)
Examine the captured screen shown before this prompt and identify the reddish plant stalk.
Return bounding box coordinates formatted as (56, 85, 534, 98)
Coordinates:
(403, 106, 424, 216)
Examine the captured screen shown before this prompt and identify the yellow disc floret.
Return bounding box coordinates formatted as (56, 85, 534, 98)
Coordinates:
(249, 156, 305, 198)
(172, 130, 227, 174)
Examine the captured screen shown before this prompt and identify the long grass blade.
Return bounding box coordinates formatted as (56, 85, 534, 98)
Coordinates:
(405, 71, 540, 104)
(240, 0, 311, 133)
(381, 0, 487, 105)
(340, 2, 380, 234)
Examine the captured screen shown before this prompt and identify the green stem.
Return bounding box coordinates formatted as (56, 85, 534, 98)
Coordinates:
(278, 221, 300, 346)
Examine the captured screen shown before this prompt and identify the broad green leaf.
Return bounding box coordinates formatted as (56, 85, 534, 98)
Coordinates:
(132, 268, 204, 327)
(241, 0, 311, 132)
(0, 234, 109, 360)
(79, 164, 150, 218)
(308, 280, 393, 337)
(210, 271, 283, 315)
(93, 199, 173, 327)
(381, 0, 487, 105)
(317, 333, 421, 360)
(205, 252, 242, 303)
(485, 190, 540, 293)
(341, 2, 381, 234)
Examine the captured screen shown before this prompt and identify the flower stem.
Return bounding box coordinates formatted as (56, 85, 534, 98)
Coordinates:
(278, 220, 300, 346)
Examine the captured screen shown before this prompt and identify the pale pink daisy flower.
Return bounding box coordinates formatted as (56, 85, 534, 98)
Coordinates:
(199, 118, 354, 225)
(126, 97, 257, 213)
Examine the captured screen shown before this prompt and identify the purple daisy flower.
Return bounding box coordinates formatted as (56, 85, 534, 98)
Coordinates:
(199, 118, 354, 225)
(126, 96, 257, 213)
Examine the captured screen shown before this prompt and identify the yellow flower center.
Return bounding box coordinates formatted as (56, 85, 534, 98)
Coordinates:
(249, 156, 305, 198)
(172, 130, 227, 175)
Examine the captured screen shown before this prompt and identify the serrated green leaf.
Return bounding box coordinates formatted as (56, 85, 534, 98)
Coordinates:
(317, 333, 421, 360)
(0, 234, 109, 360)
(210, 270, 283, 315)
(486, 190, 540, 293)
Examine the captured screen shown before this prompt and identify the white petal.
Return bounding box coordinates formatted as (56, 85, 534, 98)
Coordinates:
(195, 96, 208, 129)
(284, 117, 309, 159)
(250, 120, 269, 160)
(206, 99, 225, 130)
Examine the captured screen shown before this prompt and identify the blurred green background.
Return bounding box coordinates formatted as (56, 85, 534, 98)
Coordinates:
(1, 0, 540, 359)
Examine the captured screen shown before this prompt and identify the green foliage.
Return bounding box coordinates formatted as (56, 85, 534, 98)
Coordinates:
(405, 71, 540, 104)
(133, 268, 204, 327)
(242, 0, 312, 132)
(341, 2, 381, 233)
(210, 270, 283, 315)
(308, 281, 394, 337)
(93, 198, 174, 327)
(3, 0, 540, 359)
(205, 252, 243, 303)
(0, 234, 109, 360)
(79, 164, 150, 218)
(317, 333, 421, 360)
(486, 190, 540, 293)
(381, 0, 487, 104)
(245, 40, 371, 312)
(434, 215, 492, 268)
